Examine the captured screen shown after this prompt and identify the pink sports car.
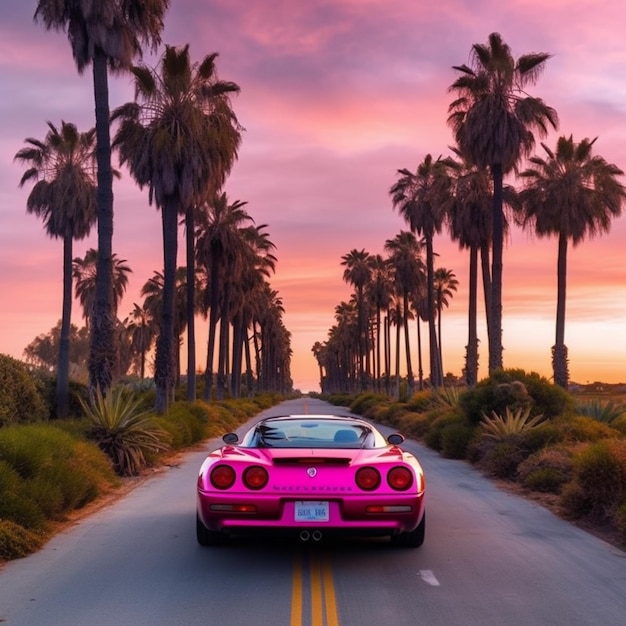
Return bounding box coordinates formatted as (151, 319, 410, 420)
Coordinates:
(196, 414, 426, 547)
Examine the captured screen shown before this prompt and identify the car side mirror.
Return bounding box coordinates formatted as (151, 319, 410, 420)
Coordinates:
(387, 433, 405, 446)
(222, 432, 239, 445)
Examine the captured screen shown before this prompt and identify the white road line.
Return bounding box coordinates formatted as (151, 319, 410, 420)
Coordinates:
(419, 570, 441, 586)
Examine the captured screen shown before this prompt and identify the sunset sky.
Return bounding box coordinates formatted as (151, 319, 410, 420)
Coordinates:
(1, 1, 625, 392)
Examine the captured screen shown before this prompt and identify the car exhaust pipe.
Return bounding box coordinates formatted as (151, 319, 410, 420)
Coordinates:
(299, 530, 311, 542)
(312, 530, 323, 542)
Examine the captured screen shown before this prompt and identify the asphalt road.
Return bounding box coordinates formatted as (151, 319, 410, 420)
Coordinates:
(1, 397, 625, 626)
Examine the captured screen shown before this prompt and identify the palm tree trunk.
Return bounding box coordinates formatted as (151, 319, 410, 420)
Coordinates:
(489, 163, 504, 373)
(426, 236, 441, 387)
(553, 233, 569, 388)
(88, 48, 116, 397)
(185, 208, 196, 401)
(402, 294, 414, 393)
(480, 241, 492, 351)
(416, 315, 424, 391)
(57, 232, 73, 419)
(155, 196, 179, 413)
(203, 260, 220, 400)
(466, 244, 479, 386)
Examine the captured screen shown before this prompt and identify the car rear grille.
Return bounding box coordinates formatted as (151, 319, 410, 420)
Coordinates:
(272, 457, 352, 466)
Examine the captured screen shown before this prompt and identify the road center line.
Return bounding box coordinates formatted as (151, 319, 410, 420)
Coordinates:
(419, 569, 441, 586)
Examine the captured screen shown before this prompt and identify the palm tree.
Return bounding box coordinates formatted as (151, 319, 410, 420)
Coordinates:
(446, 146, 492, 385)
(15, 121, 97, 418)
(365, 254, 393, 392)
(341, 249, 373, 391)
(390, 155, 454, 388)
(112, 45, 241, 412)
(126, 302, 156, 379)
(72, 248, 132, 326)
(433, 267, 459, 379)
(384, 231, 426, 394)
(518, 135, 625, 388)
(448, 32, 558, 374)
(34, 0, 170, 397)
(195, 193, 254, 399)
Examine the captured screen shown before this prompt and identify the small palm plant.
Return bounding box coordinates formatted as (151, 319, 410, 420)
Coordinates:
(80, 387, 169, 476)
(481, 407, 545, 440)
(576, 399, 626, 424)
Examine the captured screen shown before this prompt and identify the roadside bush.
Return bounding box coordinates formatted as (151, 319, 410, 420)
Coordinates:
(561, 440, 626, 520)
(0, 520, 46, 561)
(440, 422, 476, 459)
(349, 393, 389, 416)
(459, 369, 574, 426)
(475, 435, 529, 479)
(423, 412, 465, 452)
(0, 354, 48, 426)
(0, 425, 117, 521)
(395, 411, 433, 439)
(404, 391, 433, 413)
(553, 415, 619, 443)
(518, 447, 574, 493)
(0, 460, 46, 530)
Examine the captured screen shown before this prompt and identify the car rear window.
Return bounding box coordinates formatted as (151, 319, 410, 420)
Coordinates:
(243, 420, 381, 449)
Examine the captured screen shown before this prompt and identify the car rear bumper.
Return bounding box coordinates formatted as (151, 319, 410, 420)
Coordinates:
(197, 491, 424, 535)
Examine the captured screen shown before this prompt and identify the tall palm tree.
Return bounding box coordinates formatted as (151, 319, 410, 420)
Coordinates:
(34, 0, 170, 397)
(15, 120, 97, 418)
(448, 32, 558, 374)
(72, 248, 132, 326)
(446, 145, 492, 386)
(433, 267, 459, 380)
(195, 193, 254, 399)
(365, 254, 393, 392)
(384, 231, 426, 394)
(126, 302, 156, 379)
(518, 135, 625, 388)
(390, 155, 454, 388)
(341, 248, 373, 391)
(112, 45, 241, 412)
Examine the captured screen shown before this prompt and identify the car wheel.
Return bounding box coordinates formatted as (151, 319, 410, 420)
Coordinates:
(196, 514, 225, 546)
(391, 513, 425, 548)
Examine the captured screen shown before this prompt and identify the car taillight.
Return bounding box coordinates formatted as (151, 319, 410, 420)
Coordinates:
(387, 466, 413, 491)
(355, 467, 381, 491)
(243, 466, 268, 490)
(210, 465, 236, 489)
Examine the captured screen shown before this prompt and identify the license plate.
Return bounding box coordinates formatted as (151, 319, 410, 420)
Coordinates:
(294, 501, 329, 522)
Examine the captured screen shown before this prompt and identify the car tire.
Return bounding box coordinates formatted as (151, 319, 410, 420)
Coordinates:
(196, 513, 225, 546)
(391, 513, 425, 548)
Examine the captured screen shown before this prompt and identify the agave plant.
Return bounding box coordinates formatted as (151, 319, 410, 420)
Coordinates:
(80, 387, 169, 476)
(481, 407, 545, 440)
(431, 386, 464, 409)
(576, 399, 626, 424)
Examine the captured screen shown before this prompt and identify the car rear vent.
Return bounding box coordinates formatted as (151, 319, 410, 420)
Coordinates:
(273, 457, 352, 466)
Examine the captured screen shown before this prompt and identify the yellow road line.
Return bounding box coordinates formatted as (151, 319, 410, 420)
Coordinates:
(291, 552, 340, 626)
(291, 554, 303, 626)
(322, 555, 339, 626)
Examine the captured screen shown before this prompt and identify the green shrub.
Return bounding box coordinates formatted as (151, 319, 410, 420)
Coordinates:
(81, 387, 170, 476)
(349, 393, 390, 416)
(563, 440, 626, 519)
(0, 520, 46, 561)
(553, 415, 619, 443)
(403, 391, 432, 413)
(0, 460, 46, 530)
(423, 412, 465, 452)
(518, 448, 574, 493)
(440, 422, 476, 459)
(614, 500, 626, 541)
(459, 368, 574, 426)
(395, 411, 433, 439)
(0, 354, 48, 426)
(477, 436, 529, 479)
